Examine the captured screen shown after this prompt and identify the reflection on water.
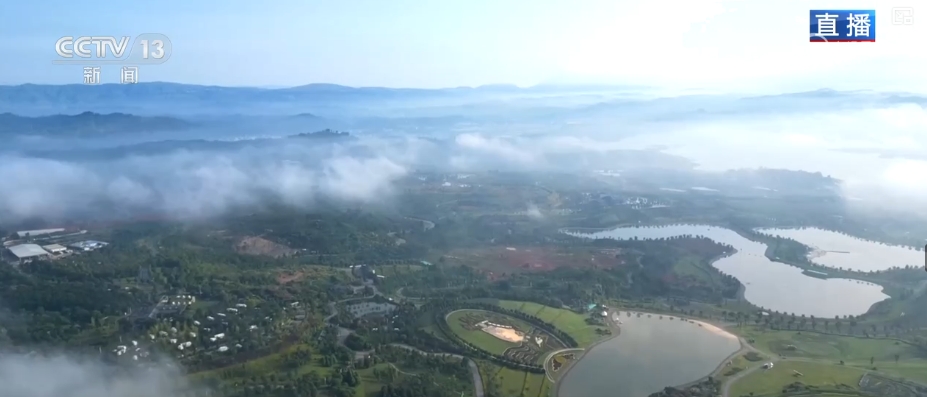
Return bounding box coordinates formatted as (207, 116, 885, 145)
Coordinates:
(758, 227, 923, 272)
(566, 224, 888, 317)
(558, 312, 740, 397)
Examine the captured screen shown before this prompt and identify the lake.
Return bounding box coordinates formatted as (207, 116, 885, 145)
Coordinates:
(758, 227, 923, 272)
(566, 224, 889, 317)
(558, 311, 740, 397)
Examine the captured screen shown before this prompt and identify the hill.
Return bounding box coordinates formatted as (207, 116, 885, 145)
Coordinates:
(0, 111, 194, 136)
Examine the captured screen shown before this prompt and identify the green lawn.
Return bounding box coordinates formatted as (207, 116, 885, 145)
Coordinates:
(742, 327, 923, 363)
(354, 363, 392, 397)
(729, 361, 865, 397)
(489, 367, 529, 397)
(498, 300, 601, 347)
(446, 309, 531, 354)
(523, 371, 550, 397)
(738, 327, 927, 384)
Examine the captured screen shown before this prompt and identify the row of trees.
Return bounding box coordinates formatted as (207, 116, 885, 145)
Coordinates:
(424, 300, 579, 373)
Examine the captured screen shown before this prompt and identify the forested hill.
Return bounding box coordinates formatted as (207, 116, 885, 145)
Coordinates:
(0, 111, 194, 136)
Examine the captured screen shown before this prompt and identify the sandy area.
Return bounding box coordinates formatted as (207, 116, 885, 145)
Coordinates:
(690, 319, 739, 340)
(482, 325, 525, 343)
(623, 311, 738, 340)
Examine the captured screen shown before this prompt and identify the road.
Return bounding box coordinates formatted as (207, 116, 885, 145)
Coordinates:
(388, 344, 484, 397)
(719, 338, 773, 397)
(324, 285, 484, 397)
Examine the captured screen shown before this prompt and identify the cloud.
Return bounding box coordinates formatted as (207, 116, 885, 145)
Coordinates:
(3, 89, 926, 224)
(0, 140, 410, 223)
(526, 203, 543, 219)
(611, 99, 927, 217)
(0, 353, 200, 397)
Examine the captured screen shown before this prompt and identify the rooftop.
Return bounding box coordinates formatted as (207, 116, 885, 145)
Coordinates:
(42, 244, 67, 252)
(16, 228, 65, 238)
(8, 244, 50, 259)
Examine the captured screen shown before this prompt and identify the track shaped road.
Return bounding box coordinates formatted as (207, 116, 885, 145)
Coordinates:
(324, 289, 484, 397)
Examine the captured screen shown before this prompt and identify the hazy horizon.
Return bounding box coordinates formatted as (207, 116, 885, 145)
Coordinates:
(2, 0, 925, 92)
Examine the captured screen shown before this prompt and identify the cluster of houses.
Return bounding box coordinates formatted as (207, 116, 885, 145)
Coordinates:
(122, 296, 273, 361)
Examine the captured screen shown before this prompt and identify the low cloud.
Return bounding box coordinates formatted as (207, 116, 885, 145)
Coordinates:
(0, 353, 199, 397)
(0, 140, 409, 224)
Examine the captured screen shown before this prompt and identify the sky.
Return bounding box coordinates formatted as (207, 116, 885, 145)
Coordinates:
(0, 0, 924, 91)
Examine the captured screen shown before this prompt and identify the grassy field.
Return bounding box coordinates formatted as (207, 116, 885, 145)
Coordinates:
(498, 300, 601, 347)
(446, 309, 534, 354)
(729, 361, 865, 397)
(354, 363, 392, 397)
(738, 327, 927, 383)
(486, 366, 550, 397)
(672, 254, 719, 285)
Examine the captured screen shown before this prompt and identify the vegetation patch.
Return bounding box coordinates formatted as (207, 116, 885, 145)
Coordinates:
(445, 309, 567, 366)
(729, 361, 866, 397)
(859, 373, 927, 397)
(550, 352, 575, 372)
(498, 300, 602, 347)
(428, 301, 578, 374)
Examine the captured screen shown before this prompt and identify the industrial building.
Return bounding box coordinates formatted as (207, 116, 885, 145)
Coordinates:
(16, 228, 65, 238)
(70, 240, 108, 251)
(42, 244, 68, 255)
(7, 244, 51, 264)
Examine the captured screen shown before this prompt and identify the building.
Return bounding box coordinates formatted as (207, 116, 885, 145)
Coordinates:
(70, 240, 108, 251)
(802, 269, 829, 279)
(42, 244, 67, 254)
(7, 244, 50, 263)
(16, 228, 65, 238)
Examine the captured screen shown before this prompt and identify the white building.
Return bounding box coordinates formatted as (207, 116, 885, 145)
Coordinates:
(16, 228, 65, 238)
(42, 244, 67, 254)
(7, 244, 50, 263)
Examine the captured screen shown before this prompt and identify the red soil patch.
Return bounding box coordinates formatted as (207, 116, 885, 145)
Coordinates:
(276, 271, 305, 285)
(234, 236, 297, 258)
(450, 246, 628, 277)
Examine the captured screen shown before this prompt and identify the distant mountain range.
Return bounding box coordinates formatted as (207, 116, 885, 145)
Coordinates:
(1, 83, 924, 127)
(19, 129, 356, 160)
(0, 82, 651, 117)
(0, 111, 194, 136)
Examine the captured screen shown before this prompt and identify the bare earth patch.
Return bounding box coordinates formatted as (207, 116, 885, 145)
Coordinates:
(276, 271, 305, 285)
(478, 321, 526, 343)
(447, 246, 628, 278)
(234, 236, 297, 258)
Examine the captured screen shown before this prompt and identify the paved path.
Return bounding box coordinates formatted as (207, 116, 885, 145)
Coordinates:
(324, 287, 484, 397)
(719, 341, 776, 397)
(389, 344, 484, 397)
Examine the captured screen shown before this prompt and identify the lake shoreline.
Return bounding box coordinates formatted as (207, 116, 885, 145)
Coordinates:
(567, 223, 892, 317)
(552, 308, 624, 397)
(554, 309, 739, 397)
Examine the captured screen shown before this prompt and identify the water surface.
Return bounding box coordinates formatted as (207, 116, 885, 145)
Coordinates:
(758, 227, 922, 272)
(567, 224, 888, 317)
(558, 312, 740, 397)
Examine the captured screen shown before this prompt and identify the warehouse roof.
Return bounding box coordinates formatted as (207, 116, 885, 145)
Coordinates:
(8, 244, 50, 259)
(16, 228, 65, 238)
(42, 244, 67, 252)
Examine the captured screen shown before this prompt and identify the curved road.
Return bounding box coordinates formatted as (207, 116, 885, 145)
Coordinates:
(324, 286, 484, 397)
(717, 338, 769, 397)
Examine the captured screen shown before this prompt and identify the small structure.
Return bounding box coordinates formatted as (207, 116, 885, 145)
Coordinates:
(802, 269, 829, 279)
(7, 244, 50, 264)
(42, 244, 67, 254)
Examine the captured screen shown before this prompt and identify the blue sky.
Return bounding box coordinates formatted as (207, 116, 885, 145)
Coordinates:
(1, 0, 923, 90)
